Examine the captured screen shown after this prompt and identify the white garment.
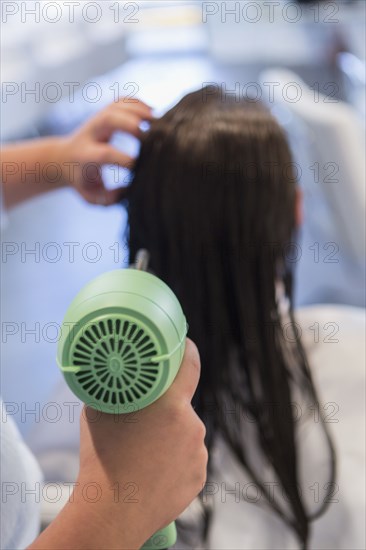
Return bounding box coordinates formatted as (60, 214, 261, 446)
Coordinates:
(0, 400, 43, 550)
(176, 305, 365, 549)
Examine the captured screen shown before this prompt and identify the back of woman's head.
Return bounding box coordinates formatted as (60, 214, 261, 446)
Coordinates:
(127, 86, 335, 548)
(129, 85, 296, 265)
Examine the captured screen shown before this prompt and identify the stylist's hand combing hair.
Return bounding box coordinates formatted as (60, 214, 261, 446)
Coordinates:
(1, 98, 152, 208)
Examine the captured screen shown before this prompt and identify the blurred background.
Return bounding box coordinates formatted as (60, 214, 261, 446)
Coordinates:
(1, 0, 365, 500)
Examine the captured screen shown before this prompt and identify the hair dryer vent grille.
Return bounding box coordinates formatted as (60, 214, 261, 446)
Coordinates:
(71, 318, 159, 407)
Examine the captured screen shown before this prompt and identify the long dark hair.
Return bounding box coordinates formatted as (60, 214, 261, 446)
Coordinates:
(126, 86, 336, 548)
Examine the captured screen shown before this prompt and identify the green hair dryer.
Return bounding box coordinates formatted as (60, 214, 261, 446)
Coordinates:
(57, 251, 187, 549)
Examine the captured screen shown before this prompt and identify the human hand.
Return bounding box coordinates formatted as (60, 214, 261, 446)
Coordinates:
(74, 338, 207, 548)
(56, 98, 153, 206)
(29, 339, 206, 550)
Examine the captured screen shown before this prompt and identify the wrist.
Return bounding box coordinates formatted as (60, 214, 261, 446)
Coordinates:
(69, 480, 148, 550)
(1, 137, 71, 208)
(29, 483, 148, 550)
(46, 136, 73, 189)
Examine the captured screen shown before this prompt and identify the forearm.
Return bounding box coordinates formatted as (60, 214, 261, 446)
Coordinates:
(1, 138, 69, 208)
(28, 486, 146, 550)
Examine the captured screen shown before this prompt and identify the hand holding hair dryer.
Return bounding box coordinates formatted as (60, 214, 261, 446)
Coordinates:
(57, 251, 188, 549)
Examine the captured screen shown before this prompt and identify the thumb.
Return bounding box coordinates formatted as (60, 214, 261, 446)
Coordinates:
(102, 186, 130, 206)
(96, 144, 135, 170)
(167, 339, 201, 404)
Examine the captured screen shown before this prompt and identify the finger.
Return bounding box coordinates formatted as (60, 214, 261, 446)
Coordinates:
(80, 182, 129, 207)
(169, 338, 201, 403)
(95, 110, 145, 141)
(76, 173, 109, 206)
(95, 144, 135, 169)
(113, 97, 154, 120)
(79, 188, 108, 206)
(103, 186, 129, 205)
(77, 154, 132, 205)
(79, 191, 106, 206)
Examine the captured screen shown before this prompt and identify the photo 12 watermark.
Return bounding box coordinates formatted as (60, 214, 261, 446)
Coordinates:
(202, 479, 339, 505)
(1, 81, 141, 105)
(1, 480, 139, 505)
(1, 240, 129, 265)
(1, 400, 140, 424)
(200, 81, 340, 104)
(1, 2, 140, 25)
(201, 1, 340, 25)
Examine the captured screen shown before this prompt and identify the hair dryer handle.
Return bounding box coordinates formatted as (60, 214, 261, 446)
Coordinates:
(141, 521, 177, 549)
